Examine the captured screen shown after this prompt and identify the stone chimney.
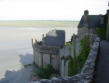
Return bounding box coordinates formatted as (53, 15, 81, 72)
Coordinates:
(83, 10, 89, 27)
(106, 9, 109, 41)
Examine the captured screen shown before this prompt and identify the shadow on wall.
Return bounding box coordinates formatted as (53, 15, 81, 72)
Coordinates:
(0, 53, 33, 83)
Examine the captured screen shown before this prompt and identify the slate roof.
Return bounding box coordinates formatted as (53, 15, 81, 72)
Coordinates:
(43, 30, 65, 47)
(78, 15, 102, 28)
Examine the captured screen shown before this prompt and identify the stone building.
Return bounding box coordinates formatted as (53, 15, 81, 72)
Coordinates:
(32, 29, 65, 70)
(32, 10, 109, 78)
(59, 10, 109, 77)
(78, 10, 108, 41)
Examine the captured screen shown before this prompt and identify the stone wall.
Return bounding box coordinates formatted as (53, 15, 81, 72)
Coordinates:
(35, 44, 60, 55)
(33, 51, 60, 70)
(51, 55, 60, 70)
(33, 50, 42, 67)
(32, 39, 60, 70)
(78, 27, 89, 38)
(59, 36, 80, 77)
(78, 27, 96, 44)
(30, 37, 100, 83)
(43, 54, 50, 67)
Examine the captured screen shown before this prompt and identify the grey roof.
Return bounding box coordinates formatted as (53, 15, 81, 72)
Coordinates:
(43, 30, 65, 47)
(78, 15, 101, 28)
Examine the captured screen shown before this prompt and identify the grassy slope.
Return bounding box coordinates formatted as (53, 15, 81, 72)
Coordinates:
(0, 20, 79, 27)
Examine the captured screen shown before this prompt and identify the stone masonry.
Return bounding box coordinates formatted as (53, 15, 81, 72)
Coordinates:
(30, 37, 100, 83)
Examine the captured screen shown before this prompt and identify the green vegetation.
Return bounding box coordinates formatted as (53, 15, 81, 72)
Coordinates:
(65, 41, 72, 46)
(35, 64, 55, 79)
(68, 41, 78, 76)
(0, 20, 79, 27)
(68, 36, 90, 76)
(68, 56, 79, 76)
(73, 41, 77, 60)
(78, 36, 90, 69)
(68, 56, 76, 76)
(96, 28, 107, 39)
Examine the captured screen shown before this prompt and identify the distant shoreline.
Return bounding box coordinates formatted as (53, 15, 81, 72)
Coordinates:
(0, 20, 79, 22)
(0, 20, 79, 27)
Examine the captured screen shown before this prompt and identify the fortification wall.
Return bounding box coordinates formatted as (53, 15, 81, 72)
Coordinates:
(32, 39, 61, 70)
(30, 37, 100, 83)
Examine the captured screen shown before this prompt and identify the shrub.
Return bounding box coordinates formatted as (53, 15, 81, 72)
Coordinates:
(78, 36, 90, 70)
(35, 67, 46, 78)
(65, 41, 72, 46)
(44, 64, 55, 77)
(68, 36, 90, 76)
(79, 36, 90, 57)
(96, 28, 107, 39)
(68, 41, 78, 76)
(35, 64, 55, 79)
(73, 41, 77, 60)
(68, 56, 78, 76)
(68, 56, 74, 76)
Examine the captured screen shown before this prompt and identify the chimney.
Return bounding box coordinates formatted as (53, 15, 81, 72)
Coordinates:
(84, 10, 89, 16)
(83, 10, 89, 27)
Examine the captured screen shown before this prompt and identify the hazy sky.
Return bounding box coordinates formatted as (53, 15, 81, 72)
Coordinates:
(0, 0, 108, 20)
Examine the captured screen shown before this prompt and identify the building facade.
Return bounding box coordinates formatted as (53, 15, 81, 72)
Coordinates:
(32, 29, 65, 71)
(78, 10, 108, 39)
